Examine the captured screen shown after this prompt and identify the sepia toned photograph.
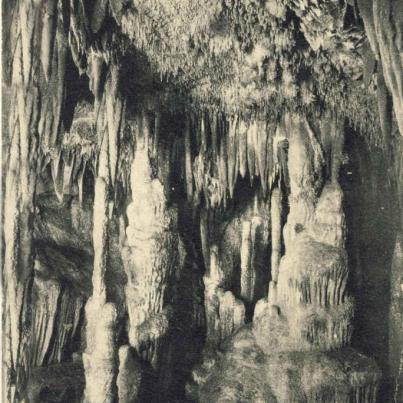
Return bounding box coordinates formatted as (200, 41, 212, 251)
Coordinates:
(1, 0, 402, 402)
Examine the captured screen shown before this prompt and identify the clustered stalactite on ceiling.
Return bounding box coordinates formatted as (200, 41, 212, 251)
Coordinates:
(2, 0, 402, 402)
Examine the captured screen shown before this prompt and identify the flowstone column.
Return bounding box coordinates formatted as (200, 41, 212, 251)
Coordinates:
(252, 113, 381, 401)
(121, 112, 181, 371)
(82, 132, 119, 402)
(83, 64, 124, 403)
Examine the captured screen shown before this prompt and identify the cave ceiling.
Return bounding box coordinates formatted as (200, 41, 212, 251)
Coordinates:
(4, 0, 401, 144)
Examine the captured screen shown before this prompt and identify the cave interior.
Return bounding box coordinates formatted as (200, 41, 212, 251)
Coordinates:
(1, 0, 403, 402)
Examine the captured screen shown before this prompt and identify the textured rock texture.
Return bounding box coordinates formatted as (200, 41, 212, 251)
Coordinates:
(192, 326, 380, 403)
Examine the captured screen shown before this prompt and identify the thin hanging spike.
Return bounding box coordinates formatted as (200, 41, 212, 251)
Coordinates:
(200, 210, 210, 272)
(267, 129, 274, 191)
(227, 118, 234, 198)
(89, 53, 105, 101)
(271, 186, 282, 283)
(252, 120, 260, 179)
(51, 151, 64, 202)
(257, 120, 268, 194)
(239, 119, 247, 179)
(219, 120, 228, 206)
(154, 109, 161, 159)
(184, 115, 193, 202)
(233, 116, 240, 197)
(41, 0, 57, 81)
(194, 114, 201, 151)
(227, 115, 239, 199)
(77, 158, 87, 205)
(211, 112, 218, 159)
(376, 66, 393, 155)
(201, 112, 207, 151)
(247, 120, 256, 183)
(106, 64, 123, 188)
(62, 150, 76, 195)
(19, 0, 36, 84)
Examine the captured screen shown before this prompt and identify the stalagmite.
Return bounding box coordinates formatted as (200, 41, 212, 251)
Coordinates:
(117, 346, 142, 403)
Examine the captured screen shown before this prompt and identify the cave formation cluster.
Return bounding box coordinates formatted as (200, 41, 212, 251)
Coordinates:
(2, 0, 402, 402)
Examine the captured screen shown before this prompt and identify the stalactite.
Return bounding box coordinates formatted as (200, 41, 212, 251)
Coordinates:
(376, 66, 393, 152)
(219, 123, 228, 207)
(238, 120, 248, 179)
(40, 0, 58, 81)
(29, 275, 60, 367)
(38, 2, 68, 150)
(256, 120, 268, 194)
(200, 210, 210, 272)
(184, 115, 194, 201)
(105, 64, 125, 187)
(62, 151, 76, 195)
(77, 159, 88, 205)
(240, 221, 253, 302)
(153, 109, 161, 159)
(373, 0, 403, 136)
(247, 121, 257, 182)
(270, 186, 282, 284)
(48, 289, 83, 364)
(358, 0, 403, 137)
(210, 112, 218, 160)
(51, 151, 64, 202)
(88, 52, 106, 101)
(227, 115, 239, 199)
